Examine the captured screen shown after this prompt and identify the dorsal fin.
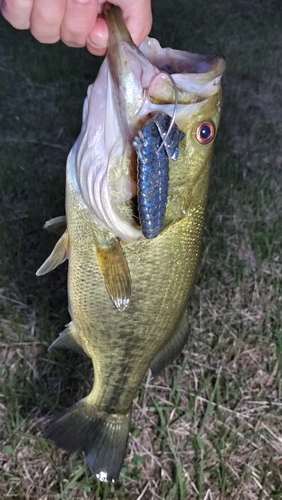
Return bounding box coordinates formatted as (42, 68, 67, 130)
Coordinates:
(36, 230, 69, 276)
(44, 216, 67, 236)
(48, 322, 86, 356)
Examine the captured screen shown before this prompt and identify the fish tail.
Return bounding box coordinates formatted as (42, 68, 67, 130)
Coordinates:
(46, 399, 131, 483)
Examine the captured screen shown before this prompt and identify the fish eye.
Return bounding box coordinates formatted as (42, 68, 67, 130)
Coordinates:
(196, 121, 215, 145)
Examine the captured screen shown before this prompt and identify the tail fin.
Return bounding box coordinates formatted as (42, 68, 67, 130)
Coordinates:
(46, 400, 131, 483)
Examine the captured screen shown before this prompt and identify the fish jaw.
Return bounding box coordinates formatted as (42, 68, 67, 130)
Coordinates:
(69, 5, 225, 242)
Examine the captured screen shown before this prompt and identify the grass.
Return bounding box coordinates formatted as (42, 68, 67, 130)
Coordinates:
(1, 0, 282, 498)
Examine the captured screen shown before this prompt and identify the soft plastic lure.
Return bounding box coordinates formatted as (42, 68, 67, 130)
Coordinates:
(133, 113, 185, 239)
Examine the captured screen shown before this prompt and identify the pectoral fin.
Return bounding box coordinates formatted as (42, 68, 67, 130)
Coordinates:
(36, 230, 69, 276)
(48, 322, 86, 356)
(150, 310, 189, 376)
(96, 239, 131, 312)
(44, 216, 67, 235)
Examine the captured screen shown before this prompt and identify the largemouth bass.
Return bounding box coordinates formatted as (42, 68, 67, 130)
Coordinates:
(37, 5, 225, 483)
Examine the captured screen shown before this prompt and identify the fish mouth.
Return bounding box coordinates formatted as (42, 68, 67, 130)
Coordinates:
(105, 6, 226, 128)
(140, 40, 226, 104)
(150, 51, 225, 77)
(71, 6, 225, 242)
(142, 43, 225, 77)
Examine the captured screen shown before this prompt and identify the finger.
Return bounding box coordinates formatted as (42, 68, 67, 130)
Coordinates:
(30, 0, 65, 43)
(111, 0, 152, 46)
(61, 0, 97, 47)
(87, 0, 152, 56)
(1, 0, 33, 29)
(87, 16, 108, 56)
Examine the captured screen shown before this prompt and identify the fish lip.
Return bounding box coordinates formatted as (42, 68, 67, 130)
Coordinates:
(200, 53, 226, 76)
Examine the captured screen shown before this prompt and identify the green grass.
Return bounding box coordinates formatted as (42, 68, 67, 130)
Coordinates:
(1, 0, 282, 498)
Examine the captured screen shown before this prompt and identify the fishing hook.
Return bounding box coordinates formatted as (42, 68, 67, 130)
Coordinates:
(156, 72, 178, 154)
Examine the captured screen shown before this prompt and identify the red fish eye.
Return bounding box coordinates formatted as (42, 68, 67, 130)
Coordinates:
(196, 121, 215, 144)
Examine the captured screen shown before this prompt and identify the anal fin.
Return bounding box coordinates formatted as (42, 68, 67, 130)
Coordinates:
(44, 216, 67, 235)
(150, 310, 189, 376)
(48, 322, 86, 356)
(36, 230, 69, 276)
(96, 238, 131, 312)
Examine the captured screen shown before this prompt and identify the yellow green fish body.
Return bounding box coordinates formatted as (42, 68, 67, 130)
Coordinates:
(37, 5, 225, 483)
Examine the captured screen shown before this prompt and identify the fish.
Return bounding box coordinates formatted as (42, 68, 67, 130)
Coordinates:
(36, 4, 225, 483)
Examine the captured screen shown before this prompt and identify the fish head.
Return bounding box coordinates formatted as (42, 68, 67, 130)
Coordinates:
(133, 40, 225, 228)
(70, 6, 225, 241)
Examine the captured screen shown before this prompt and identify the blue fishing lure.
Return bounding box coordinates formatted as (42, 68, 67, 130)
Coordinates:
(133, 113, 185, 239)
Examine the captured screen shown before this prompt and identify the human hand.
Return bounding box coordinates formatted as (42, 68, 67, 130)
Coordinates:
(0, 0, 152, 55)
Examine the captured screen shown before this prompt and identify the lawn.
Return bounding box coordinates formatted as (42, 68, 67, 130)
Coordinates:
(1, 0, 282, 498)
